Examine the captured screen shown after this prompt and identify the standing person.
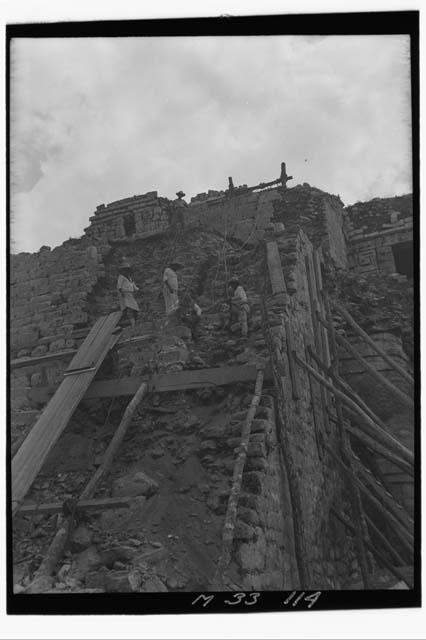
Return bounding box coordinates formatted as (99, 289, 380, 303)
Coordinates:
(180, 293, 202, 341)
(117, 262, 139, 328)
(163, 262, 181, 317)
(228, 276, 249, 338)
(171, 191, 187, 230)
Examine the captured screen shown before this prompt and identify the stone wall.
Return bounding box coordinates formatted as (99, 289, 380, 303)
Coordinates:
(345, 195, 413, 277)
(85, 191, 170, 244)
(10, 240, 105, 359)
(233, 393, 300, 590)
(271, 184, 348, 269)
(261, 228, 354, 588)
(185, 186, 281, 244)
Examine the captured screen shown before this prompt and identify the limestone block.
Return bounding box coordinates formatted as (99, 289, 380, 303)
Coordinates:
(234, 521, 257, 542)
(30, 372, 44, 387)
(242, 471, 264, 495)
(17, 349, 31, 358)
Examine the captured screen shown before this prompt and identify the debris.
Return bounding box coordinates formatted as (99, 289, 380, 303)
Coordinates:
(141, 576, 168, 592)
(70, 524, 92, 553)
(112, 471, 159, 498)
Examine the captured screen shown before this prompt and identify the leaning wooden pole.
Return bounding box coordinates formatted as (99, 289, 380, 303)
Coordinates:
(348, 451, 414, 534)
(331, 301, 414, 386)
(308, 346, 413, 474)
(330, 508, 413, 588)
(26, 381, 149, 593)
(308, 342, 407, 443)
(310, 344, 414, 475)
(316, 311, 413, 409)
(324, 293, 372, 586)
(334, 331, 413, 410)
(293, 352, 414, 466)
(81, 382, 148, 499)
(364, 513, 406, 567)
(212, 367, 264, 589)
(345, 423, 413, 477)
(326, 444, 414, 555)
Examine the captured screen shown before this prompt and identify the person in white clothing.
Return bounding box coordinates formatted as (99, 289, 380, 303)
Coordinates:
(117, 262, 139, 327)
(163, 262, 181, 316)
(228, 276, 249, 338)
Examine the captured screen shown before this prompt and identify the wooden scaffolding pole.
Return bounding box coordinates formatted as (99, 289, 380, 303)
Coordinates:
(326, 444, 414, 555)
(212, 367, 264, 589)
(307, 346, 413, 475)
(334, 330, 413, 410)
(316, 312, 413, 410)
(324, 293, 372, 586)
(346, 424, 413, 477)
(26, 381, 149, 593)
(330, 508, 413, 588)
(293, 352, 414, 466)
(331, 301, 414, 386)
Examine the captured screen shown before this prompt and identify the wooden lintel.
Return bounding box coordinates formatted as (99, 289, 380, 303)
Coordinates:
(18, 496, 136, 517)
(27, 364, 272, 404)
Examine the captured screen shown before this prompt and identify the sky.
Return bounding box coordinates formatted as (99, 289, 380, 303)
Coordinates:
(10, 34, 412, 253)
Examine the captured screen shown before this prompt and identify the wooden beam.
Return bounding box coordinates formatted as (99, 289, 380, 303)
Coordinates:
(11, 349, 77, 370)
(12, 312, 122, 515)
(27, 364, 272, 404)
(18, 496, 136, 517)
(81, 381, 148, 499)
(27, 377, 147, 594)
(266, 241, 287, 295)
(284, 320, 300, 401)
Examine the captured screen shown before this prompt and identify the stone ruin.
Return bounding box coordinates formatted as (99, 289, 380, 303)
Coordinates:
(10, 167, 414, 594)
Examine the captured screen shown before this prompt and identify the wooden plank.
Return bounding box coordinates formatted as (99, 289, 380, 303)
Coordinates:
(284, 320, 300, 401)
(11, 349, 77, 370)
(12, 313, 122, 515)
(18, 496, 136, 517)
(67, 312, 120, 371)
(266, 241, 287, 295)
(66, 316, 108, 371)
(28, 365, 273, 403)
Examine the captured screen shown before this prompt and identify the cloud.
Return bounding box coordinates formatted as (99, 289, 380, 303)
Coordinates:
(10, 34, 411, 252)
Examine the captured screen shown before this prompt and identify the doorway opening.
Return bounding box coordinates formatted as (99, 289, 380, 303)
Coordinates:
(123, 214, 136, 237)
(391, 241, 413, 279)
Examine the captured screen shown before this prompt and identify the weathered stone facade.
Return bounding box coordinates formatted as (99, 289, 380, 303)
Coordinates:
(345, 195, 413, 277)
(10, 177, 414, 593)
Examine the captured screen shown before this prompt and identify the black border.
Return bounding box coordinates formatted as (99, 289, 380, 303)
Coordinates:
(6, 10, 420, 615)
